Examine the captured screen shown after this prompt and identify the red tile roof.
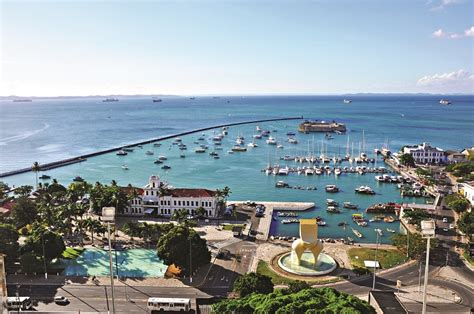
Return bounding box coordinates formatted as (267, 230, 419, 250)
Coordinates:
(120, 186, 144, 194)
(167, 188, 217, 198)
(0, 200, 15, 216)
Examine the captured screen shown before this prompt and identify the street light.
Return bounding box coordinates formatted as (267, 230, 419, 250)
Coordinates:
(102, 207, 116, 314)
(421, 219, 435, 314)
(372, 230, 379, 290)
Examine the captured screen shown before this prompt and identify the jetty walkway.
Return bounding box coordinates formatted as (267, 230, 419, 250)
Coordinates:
(0, 116, 303, 178)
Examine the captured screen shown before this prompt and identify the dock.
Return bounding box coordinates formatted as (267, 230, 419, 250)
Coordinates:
(0, 116, 303, 178)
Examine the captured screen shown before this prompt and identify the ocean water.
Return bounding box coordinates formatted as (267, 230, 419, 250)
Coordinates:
(1, 95, 473, 243)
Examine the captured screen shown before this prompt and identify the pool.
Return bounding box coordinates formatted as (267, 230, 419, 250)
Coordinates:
(62, 248, 167, 277)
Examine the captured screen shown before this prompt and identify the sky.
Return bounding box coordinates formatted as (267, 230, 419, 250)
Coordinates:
(0, 0, 473, 96)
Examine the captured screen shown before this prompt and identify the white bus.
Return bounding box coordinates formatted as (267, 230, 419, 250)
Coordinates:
(6, 296, 33, 310)
(147, 297, 191, 312)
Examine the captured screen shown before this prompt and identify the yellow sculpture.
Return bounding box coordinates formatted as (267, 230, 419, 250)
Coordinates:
(291, 219, 323, 265)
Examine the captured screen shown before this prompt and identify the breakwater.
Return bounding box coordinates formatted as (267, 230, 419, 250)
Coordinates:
(0, 116, 303, 178)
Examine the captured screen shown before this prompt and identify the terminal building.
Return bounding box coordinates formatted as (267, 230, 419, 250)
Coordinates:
(123, 175, 220, 217)
(402, 142, 446, 164)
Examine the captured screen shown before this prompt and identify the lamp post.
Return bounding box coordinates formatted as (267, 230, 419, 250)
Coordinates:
(372, 231, 379, 290)
(420, 219, 435, 314)
(102, 207, 116, 314)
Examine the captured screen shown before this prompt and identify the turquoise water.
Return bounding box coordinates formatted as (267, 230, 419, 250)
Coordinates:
(1, 95, 473, 243)
(62, 248, 167, 277)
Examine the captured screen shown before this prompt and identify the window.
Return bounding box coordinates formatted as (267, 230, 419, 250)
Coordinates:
(187, 201, 190, 206)
(174, 200, 176, 206)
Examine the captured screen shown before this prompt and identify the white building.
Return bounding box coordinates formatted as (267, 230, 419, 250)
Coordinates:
(123, 175, 220, 217)
(459, 182, 474, 208)
(402, 142, 446, 164)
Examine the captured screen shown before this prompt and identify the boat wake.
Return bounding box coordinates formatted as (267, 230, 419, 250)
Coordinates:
(0, 123, 50, 145)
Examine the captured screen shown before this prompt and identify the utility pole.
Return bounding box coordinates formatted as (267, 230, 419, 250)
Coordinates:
(189, 236, 193, 284)
(372, 232, 379, 290)
(42, 234, 48, 279)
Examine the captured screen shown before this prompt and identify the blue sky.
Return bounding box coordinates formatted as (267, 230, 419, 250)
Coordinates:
(1, 0, 473, 96)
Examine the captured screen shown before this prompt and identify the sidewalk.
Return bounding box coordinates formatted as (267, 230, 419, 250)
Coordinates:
(395, 284, 462, 304)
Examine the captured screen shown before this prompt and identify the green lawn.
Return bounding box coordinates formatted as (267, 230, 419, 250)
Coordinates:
(61, 247, 85, 259)
(256, 261, 340, 285)
(222, 224, 246, 231)
(348, 248, 406, 274)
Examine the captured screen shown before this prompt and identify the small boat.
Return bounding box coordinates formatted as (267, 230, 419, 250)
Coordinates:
(39, 174, 51, 180)
(248, 142, 258, 148)
(326, 199, 339, 206)
(386, 228, 396, 233)
(180, 154, 186, 158)
(152, 98, 162, 102)
(116, 150, 127, 156)
(343, 99, 352, 104)
(375, 228, 383, 237)
(145, 151, 154, 155)
(334, 168, 342, 176)
(439, 99, 451, 105)
(158, 156, 167, 160)
(253, 134, 262, 139)
(352, 228, 363, 238)
(195, 148, 206, 153)
(266, 136, 277, 145)
(154, 160, 163, 164)
(325, 185, 339, 193)
(153, 143, 162, 147)
(288, 137, 298, 144)
(161, 165, 171, 170)
(326, 206, 341, 213)
(305, 168, 314, 176)
(102, 98, 119, 102)
(73, 176, 84, 182)
(343, 202, 359, 209)
(384, 216, 395, 223)
(227, 150, 234, 154)
(213, 155, 220, 159)
(209, 151, 219, 156)
(317, 220, 327, 226)
(355, 186, 375, 195)
(123, 147, 134, 152)
(275, 181, 289, 188)
(231, 145, 247, 152)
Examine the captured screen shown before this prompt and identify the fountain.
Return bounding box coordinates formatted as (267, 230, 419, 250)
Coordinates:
(278, 219, 337, 276)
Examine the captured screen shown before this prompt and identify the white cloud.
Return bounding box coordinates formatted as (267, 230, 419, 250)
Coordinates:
(464, 26, 474, 37)
(417, 69, 474, 93)
(431, 0, 461, 10)
(432, 29, 446, 37)
(432, 26, 474, 39)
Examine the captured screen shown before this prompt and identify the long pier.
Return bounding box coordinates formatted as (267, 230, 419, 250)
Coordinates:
(0, 116, 304, 178)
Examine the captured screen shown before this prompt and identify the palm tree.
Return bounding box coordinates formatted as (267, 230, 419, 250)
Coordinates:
(172, 208, 189, 225)
(31, 162, 41, 189)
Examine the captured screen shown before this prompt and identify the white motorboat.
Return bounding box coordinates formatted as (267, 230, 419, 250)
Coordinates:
(145, 151, 154, 155)
(355, 186, 375, 195)
(278, 167, 289, 175)
(305, 168, 314, 176)
(288, 137, 298, 144)
(121, 165, 129, 170)
(266, 136, 277, 145)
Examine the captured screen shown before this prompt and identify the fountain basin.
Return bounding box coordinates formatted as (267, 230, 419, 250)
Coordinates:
(278, 252, 337, 276)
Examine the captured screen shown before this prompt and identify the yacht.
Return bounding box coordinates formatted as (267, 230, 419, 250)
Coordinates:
(231, 145, 247, 152)
(266, 136, 277, 145)
(195, 148, 206, 153)
(145, 151, 154, 155)
(39, 174, 51, 180)
(325, 185, 339, 193)
(343, 202, 358, 209)
(158, 155, 167, 160)
(275, 181, 289, 188)
(121, 165, 129, 170)
(326, 199, 339, 206)
(326, 206, 341, 213)
(305, 168, 314, 176)
(116, 150, 127, 156)
(352, 228, 363, 238)
(439, 99, 451, 105)
(253, 134, 262, 139)
(343, 99, 352, 104)
(355, 186, 375, 195)
(288, 137, 298, 144)
(278, 167, 290, 175)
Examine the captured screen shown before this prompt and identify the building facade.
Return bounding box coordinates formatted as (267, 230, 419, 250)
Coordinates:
(458, 182, 474, 208)
(123, 175, 220, 217)
(402, 142, 446, 164)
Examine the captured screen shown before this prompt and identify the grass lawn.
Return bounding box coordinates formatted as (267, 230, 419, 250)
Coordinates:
(61, 247, 85, 259)
(222, 224, 246, 231)
(348, 248, 406, 274)
(256, 261, 340, 286)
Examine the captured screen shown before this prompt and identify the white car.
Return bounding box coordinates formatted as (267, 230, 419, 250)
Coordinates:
(54, 296, 69, 304)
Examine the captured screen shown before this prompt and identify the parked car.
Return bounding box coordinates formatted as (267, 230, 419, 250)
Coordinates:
(54, 296, 69, 305)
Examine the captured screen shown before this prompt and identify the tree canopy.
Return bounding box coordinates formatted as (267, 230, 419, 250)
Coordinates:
(212, 287, 375, 314)
(445, 194, 471, 213)
(402, 209, 431, 229)
(392, 232, 437, 259)
(399, 153, 416, 167)
(156, 225, 210, 275)
(0, 223, 20, 266)
(232, 272, 274, 297)
(457, 211, 473, 237)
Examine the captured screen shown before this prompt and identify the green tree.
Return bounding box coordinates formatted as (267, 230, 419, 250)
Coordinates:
(447, 198, 471, 213)
(213, 287, 375, 313)
(399, 153, 416, 167)
(13, 185, 33, 197)
(83, 218, 105, 244)
(457, 211, 473, 236)
(31, 161, 41, 189)
(232, 272, 274, 297)
(19, 252, 44, 274)
(402, 208, 431, 229)
(156, 225, 210, 275)
(11, 197, 38, 227)
(286, 280, 311, 293)
(26, 224, 66, 262)
(392, 232, 437, 259)
(195, 206, 206, 219)
(172, 208, 189, 224)
(0, 223, 20, 266)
